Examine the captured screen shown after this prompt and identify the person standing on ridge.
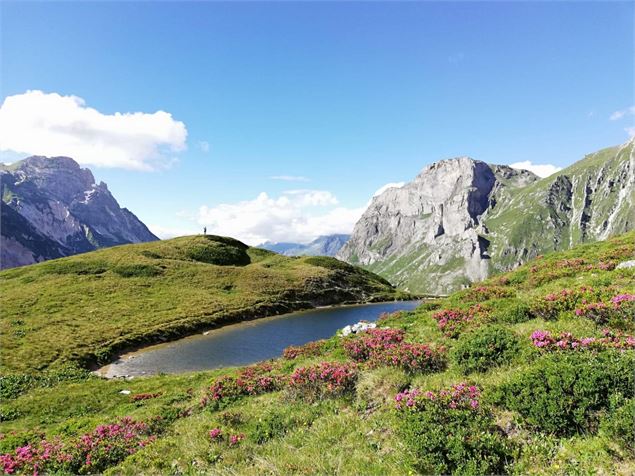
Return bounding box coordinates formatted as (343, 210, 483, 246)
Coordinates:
(203, 227, 207, 235)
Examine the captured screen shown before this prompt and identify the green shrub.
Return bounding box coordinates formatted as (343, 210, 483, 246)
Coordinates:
(489, 299, 532, 324)
(0, 364, 91, 400)
(451, 325, 520, 374)
(186, 242, 250, 266)
(112, 264, 163, 277)
(491, 351, 635, 436)
(600, 394, 634, 452)
(398, 388, 514, 474)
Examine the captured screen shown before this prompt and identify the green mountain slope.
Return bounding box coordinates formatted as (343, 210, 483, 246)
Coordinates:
(1, 232, 633, 475)
(486, 140, 635, 272)
(339, 140, 634, 294)
(0, 235, 404, 373)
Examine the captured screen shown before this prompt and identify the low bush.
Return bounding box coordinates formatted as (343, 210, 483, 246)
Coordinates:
(395, 383, 513, 475)
(0, 364, 91, 400)
(451, 326, 520, 374)
(600, 394, 634, 453)
(282, 340, 326, 360)
(287, 361, 358, 402)
(0, 417, 160, 475)
(530, 329, 635, 352)
(489, 299, 532, 324)
(431, 304, 487, 337)
(200, 363, 282, 409)
(490, 350, 635, 436)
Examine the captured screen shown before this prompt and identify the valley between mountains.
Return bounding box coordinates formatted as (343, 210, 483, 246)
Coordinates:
(0, 140, 634, 475)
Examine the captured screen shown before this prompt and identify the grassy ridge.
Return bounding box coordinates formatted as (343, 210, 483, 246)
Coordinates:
(0, 235, 405, 373)
(0, 232, 633, 474)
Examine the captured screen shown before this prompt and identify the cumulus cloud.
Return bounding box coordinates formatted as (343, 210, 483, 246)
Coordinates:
(269, 175, 310, 182)
(509, 161, 562, 178)
(373, 182, 405, 197)
(610, 106, 635, 121)
(197, 190, 364, 245)
(0, 90, 187, 170)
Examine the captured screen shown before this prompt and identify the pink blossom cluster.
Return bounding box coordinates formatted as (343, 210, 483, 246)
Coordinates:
(343, 329, 444, 373)
(201, 363, 281, 405)
(287, 361, 357, 400)
(530, 329, 635, 351)
(131, 392, 161, 402)
(282, 340, 326, 360)
(342, 328, 405, 361)
(431, 304, 486, 337)
(0, 417, 157, 475)
(208, 428, 244, 446)
(532, 286, 602, 320)
(574, 293, 635, 324)
(395, 383, 481, 411)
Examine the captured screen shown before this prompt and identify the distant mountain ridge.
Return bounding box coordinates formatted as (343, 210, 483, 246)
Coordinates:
(338, 139, 635, 294)
(260, 234, 350, 257)
(1, 156, 158, 269)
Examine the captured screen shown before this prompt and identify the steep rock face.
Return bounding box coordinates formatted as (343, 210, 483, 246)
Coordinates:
(1, 156, 158, 269)
(337, 158, 539, 294)
(338, 140, 635, 294)
(260, 234, 350, 257)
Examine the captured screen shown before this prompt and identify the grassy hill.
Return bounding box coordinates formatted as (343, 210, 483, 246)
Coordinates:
(0, 235, 406, 373)
(0, 232, 633, 474)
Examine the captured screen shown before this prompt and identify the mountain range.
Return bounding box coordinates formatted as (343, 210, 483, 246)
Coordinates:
(0, 156, 158, 269)
(259, 234, 350, 257)
(338, 139, 635, 294)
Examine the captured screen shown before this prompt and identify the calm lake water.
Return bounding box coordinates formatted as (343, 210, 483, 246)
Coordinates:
(99, 300, 420, 377)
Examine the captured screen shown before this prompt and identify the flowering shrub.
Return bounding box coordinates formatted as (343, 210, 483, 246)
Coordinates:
(0, 417, 158, 475)
(228, 434, 245, 446)
(395, 383, 481, 411)
(201, 363, 281, 408)
(287, 361, 357, 402)
(530, 329, 635, 351)
(530, 286, 604, 320)
(282, 340, 326, 360)
(343, 328, 444, 373)
(343, 328, 405, 362)
(369, 342, 445, 374)
(209, 428, 222, 441)
(463, 285, 514, 302)
(574, 293, 635, 328)
(131, 392, 161, 402)
(491, 350, 635, 436)
(395, 383, 513, 474)
(431, 304, 487, 337)
(451, 325, 520, 374)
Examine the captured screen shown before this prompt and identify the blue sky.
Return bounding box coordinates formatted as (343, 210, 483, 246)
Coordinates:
(1, 1, 633, 244)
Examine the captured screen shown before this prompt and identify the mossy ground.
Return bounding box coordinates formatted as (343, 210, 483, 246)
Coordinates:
(1, 233, 634, 474)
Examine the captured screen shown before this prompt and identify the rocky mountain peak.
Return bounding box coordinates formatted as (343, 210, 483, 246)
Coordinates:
(1, 156, 158, 269)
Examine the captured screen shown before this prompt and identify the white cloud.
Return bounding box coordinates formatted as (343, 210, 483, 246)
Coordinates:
(270, 175, 310, 182)
(373, 182, 405, 197)
(197, 190, 363, 245)
(199, 141, 210, 153)
(148, 224, 199, 240)
(626, 127, 635, 138)
(509, 161, 562, 178)
(610, 106, 635, 121)
(0, 90, 187, 170)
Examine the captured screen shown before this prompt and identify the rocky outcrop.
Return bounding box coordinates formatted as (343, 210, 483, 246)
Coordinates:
(1, 156, 158, 269)
(260, 234, 350, 257)
(338, 139, 635, 294)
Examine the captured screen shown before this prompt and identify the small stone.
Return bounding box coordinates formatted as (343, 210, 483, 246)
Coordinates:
(616, 260, 635, 269)
(119, 390, 131, 395)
